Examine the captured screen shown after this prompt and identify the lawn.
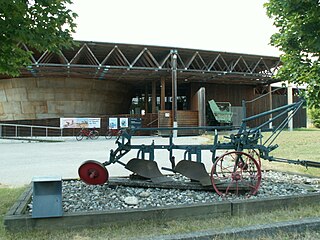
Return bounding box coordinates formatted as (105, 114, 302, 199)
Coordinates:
(261, 129, 320, 176)
(1, 129, 320, 239)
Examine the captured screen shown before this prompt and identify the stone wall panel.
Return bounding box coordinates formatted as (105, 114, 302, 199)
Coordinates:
(13, 113, 36, 120)
(53, 89, 91, 101)
(21, 101, 47, 114)
(65, 78, 93, 89)
(37, 78, 66, 88)
(0, 113, 14, 120)
(5, 88, 28, 101)
(74, 101, 93, 115)
(92, 81, 108, 91)
(36, 113, 60, 119)
(28, 89, 55, 101)
(0, 79, 13, 90)
(0, 89, 7, 102)
(2, 102, 22, 114)
(0, 103, 4, 116)
(0, 77, 131, 120)
(12, 78, 37, 89)
(47, 101, 72, 115)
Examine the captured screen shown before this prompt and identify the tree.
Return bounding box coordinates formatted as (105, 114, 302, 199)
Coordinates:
(264, 0, 320, 108)
(0, 0, 77, 76)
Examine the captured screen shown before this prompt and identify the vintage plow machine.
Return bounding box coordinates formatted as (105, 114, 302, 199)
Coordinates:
(78, 99, 320, 196)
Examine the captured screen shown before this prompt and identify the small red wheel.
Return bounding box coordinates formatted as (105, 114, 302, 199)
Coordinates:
(211, 151, 261, 197)
(78, 160, 109, 185)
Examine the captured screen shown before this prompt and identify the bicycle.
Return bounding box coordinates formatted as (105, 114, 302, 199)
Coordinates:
(76, 128, 99, 141)
(105, 128, 122, 139)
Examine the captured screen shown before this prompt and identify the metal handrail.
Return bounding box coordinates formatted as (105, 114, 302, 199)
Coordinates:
(0, 123, 62, 138)
(245, 87, 286, 104)
(146, 118, 158, 126)
(0, 123, 61, 129)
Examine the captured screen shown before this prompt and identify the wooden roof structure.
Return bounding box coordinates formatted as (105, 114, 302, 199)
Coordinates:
(5, 41, 281, 87)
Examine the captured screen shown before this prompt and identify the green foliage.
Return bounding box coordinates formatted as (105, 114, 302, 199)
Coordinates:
(264, 0, 320, 108)
(0, 0, 77, 76)
(310, 107, 320, 128)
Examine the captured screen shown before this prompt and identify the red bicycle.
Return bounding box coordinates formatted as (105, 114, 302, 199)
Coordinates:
(76, 128, 99, 141)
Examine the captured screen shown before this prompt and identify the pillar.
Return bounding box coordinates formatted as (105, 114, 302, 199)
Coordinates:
(152, 80, 156, 113)
(288, 84, 293, 131)
(161, 77, 166, 110)
(144, 85, 148, 114)
(268, 84, 273, 129)
(171, 51, 178, 137)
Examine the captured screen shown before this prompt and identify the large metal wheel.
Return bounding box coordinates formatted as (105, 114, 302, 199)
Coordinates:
(210, 151, 261, 196)
(78, 160, 109, 185)
(89, 130, 99, 140)
(76, 132, 84, 141)
(248, 149, 261, 167)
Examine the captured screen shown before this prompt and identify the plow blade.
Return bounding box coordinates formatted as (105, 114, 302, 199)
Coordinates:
(125, 158, 171, 183)
(174, 160, 211, 186)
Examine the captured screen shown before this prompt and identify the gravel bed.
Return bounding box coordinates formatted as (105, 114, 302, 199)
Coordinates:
(56, 171, 320, 213)
(26, 171, 320, 214)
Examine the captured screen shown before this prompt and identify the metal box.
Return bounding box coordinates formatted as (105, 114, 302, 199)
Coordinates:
(32, 176, 63, 218)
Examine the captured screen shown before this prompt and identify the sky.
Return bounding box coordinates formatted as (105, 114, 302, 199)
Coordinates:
(70, 0, 281, 57)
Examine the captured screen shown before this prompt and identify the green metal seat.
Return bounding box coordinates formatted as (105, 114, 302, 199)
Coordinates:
(208, 99, 233, 124)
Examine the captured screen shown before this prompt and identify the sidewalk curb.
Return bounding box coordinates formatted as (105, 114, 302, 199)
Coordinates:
(148, 217, 320, 240)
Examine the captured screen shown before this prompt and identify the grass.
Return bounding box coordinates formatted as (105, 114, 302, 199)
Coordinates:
(1, 130, 320, 239)
(261, 129, 320, 176)
(0, 186, 25, 239)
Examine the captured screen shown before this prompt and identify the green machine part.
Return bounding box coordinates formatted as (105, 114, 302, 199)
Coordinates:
(208, 99, 233, 124)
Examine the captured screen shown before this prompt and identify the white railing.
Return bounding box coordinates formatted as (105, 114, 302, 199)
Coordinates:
(0, 123, 63, 139)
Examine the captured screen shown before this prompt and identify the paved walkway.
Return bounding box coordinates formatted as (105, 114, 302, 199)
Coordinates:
(0, 135, 214, 187)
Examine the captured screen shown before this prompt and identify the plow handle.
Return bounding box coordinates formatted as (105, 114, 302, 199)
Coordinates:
(270, 157, 320, 169)
(301, 160, 320, 169)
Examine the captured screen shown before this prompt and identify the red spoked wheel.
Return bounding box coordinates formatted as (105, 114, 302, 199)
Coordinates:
(248, 149, 261, 167)
(78, 160, 109, 185)
(210, 151, 261, 197)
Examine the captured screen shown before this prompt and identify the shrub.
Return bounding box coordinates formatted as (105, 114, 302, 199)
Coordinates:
(310, 108, 320, 128)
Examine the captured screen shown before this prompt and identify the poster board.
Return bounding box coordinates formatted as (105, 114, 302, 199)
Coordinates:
(108, 118, 118, 129)
(60, 118, 101, 129)
(130, 118, 142, 129)
(120, 118, 129, 128)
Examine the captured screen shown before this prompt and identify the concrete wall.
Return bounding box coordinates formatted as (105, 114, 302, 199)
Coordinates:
(0, 78, 133, 120)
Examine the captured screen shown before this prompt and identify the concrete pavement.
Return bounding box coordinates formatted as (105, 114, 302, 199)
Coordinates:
(0, 135, 214, 187)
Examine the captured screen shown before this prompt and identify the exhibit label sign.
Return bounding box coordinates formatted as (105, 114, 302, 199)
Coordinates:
(60, 118, 101, 128)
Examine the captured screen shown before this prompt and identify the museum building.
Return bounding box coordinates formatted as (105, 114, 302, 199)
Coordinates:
(0, 41, 306, 130)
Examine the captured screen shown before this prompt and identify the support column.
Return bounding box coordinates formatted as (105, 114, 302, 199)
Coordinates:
(198, 87, 206, 127)
(171, 50, 178, 137)
(144, 85, 148, 114)
(268, 84, 273, 129)
(288, 83, 293, 131)
(152, 80, 156, 113)
(161, 77, 165, 110)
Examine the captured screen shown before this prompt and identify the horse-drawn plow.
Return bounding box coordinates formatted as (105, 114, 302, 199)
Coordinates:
(78, 99, 320, 197)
